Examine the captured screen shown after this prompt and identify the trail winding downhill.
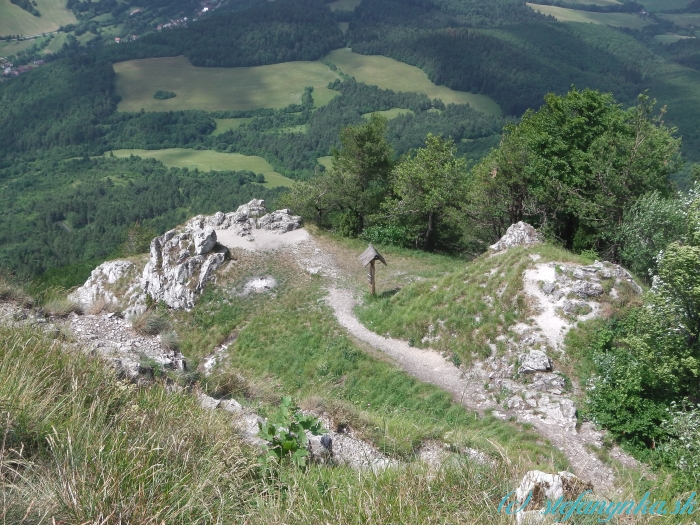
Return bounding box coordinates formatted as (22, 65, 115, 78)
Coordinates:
(218, 229, 641, 493)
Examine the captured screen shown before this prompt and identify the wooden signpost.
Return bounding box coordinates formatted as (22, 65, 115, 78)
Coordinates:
(358, 243, 387, 295)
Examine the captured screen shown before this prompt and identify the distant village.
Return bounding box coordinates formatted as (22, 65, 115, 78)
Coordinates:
(1, 58, 44, 78)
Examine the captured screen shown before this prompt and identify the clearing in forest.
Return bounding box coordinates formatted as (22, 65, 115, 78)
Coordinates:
(324, 49, 502, 116)
(658, 13, 700, 27)
(0, 0, 76, 36)
(362, 108, 415, 120)
(107, 149, 293, 188)
(326, 0, 361, 11)
(113, 56, 340, 113)
(655, 33, 695, 44)
(526, 4, 651, 29)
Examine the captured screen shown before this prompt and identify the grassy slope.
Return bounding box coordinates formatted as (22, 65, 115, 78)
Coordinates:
(642, 0, 688, 11)
(113, 56, 341, 113)
(0, 0, 76, 36)
(174, 238, 569, 472)
(356, 245, 592, 366)
(526, 3, 651, 29)
(107, 148, 294, 188)
(658, 13, 700, 27)
(325, 48, 502, 116)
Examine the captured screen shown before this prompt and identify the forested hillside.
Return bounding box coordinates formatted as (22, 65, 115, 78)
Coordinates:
(1, 0, 700, 281)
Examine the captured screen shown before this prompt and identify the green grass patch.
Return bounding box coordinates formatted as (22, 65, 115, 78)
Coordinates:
(526, 3, 652, 29)
(191, 248, 569, 469)
(658, 12, 700, 28)
(0, 322, 256, 523)
(0, 0, 76, 36)
(326, 0, 361, 11)
(0, 36, 36, 55)
(640, 0, 688, 11)
(317, 155, 333, 169)
(355, 245, 589, 366)
(212, 117, 255, 136)
(654, 33, 695, 44)
(325, 48, 502, 116)
(114, 56, 341, 113)
(362, 108, 415, 120)
(107, 148, 294, 188)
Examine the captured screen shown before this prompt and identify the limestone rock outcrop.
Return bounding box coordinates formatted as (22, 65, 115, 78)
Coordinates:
(141, 227, 227, 310)
(69, 260, 144, 317)
(513, 470, 593, 524)
(490, 222, 544, 252)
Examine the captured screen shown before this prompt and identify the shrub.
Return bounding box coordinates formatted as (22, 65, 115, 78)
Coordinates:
(153, 90, 176, 100)
(361, 224, 415, 248)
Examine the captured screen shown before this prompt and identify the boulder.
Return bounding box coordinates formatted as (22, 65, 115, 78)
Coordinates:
(515, 470, 593, 519)
(257, 209, 303, 233)
(518, 350, 553, 374)
(141, 227, 227, 310)
(69, 260, 144, 317)
(572, 281, 604, 298)
(490, 222, 544, 252)
(193, 227, 217, 255)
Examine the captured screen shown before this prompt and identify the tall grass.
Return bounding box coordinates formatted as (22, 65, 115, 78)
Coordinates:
(0, 323, 257, 524)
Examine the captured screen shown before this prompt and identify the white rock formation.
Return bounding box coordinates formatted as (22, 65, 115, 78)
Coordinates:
(141, 228, 227, 310)
(513, 470, 593, 524)
(69, 260, 144, 317)
(490, 221, 544, 251)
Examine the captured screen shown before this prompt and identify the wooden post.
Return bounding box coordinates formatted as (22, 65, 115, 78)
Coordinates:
(369, 260, 376, 295)
(359, 244, 386, 297)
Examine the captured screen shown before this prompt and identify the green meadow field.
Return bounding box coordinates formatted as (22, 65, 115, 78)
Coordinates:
(327, 0, 361, 12)
(655, 34, 695, 44)
(113, 56, 340, 113)
(212, 118, 255, 136)
(362, 108, 415, 120)
(325, 49, 502, 116)
(658, 13, 700, 28)
(0, 0, 76, 36)
(107, 149, 294, 188)
(0, 38, 35, 56)
(317, 156, 333, 169)
(526, 4, 651, 29)
(641, 0, 688, 11)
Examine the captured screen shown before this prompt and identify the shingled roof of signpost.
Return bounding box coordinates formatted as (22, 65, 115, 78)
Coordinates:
(358, 244, 387, 267)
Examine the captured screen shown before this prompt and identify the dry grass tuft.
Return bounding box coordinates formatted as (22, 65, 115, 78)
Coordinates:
(131, 310, 171, 335)
(43, 298, 83, 317)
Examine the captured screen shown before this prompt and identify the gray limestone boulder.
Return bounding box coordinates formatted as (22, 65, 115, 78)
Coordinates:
(572, 280, 604, 298)
(257, 209, 302, 233)
(490, 222, 543, 252)
(141, 227, 226, 310)
(518, 350, 553, 374)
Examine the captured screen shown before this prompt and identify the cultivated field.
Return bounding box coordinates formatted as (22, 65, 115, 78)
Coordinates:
(325, 49, 502, 116)
(0, 0, 76, 36)
(640, 0, 688, 11)
(658, 13, 700, 27)
(0, 38, 35, 56)
(113, 56, 340, 113)
(527, 4, 651, 29)
(655, 33, 695, 44)
(362, 108, 415, 120)
(327, 0, 361, 11)
(107, 148, 294, 188)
